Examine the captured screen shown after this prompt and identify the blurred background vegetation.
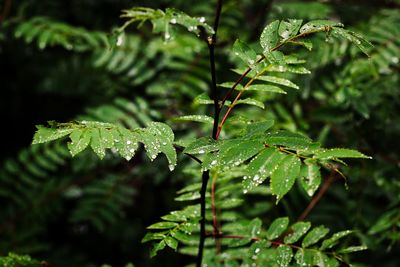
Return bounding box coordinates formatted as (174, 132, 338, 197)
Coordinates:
(0, 0, 399, 266)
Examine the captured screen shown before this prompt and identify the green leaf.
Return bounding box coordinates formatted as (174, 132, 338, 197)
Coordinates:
(369, 210, 398, 234)
(120, 7, 214, 40)
(245, 84, 287, 94)
(90, 128, 110, 159)
(265, 130, 317, 150)
(143, 122, 177, 170)
(111, 127, 139, 161)
(291, 39, 313, 51)
(183, 137, 219, 155)
(294, 248, 314, 267)
(32, 125, 73, 144)
(244, 148, 285, 192)
(67, 129, 91, 157)
(173, 115, 214, 124)
(248, 218, 262, 238)
(269, 64, 311, 74)
(338, 245, 368, 254)
(193, 93, 214, 106)
(284, 222, 311, 244)
(236, 98, 265, 109)
(256, 76, 299, 89)
(264, 51, 286, 65)
(248, 240, 271, 257)
(150, 240, 166, 258)
(302, 225, 329, 247)
(165, 8, 214, 35)
(218, 139, 264, 168)
(320, 230, 354, 250)
(266, 217, 289, 240)
(164, 236, 178, 250)
(271, 155, 301, 202)
(175, 191, 201, 201)
(279, 19, 303, 39)
(314, 148, 371, 160)
(276, 245, 293, 267)
(147, 221, 178, 230)
(171, 231, 194, 243)
(313, 251, 338, 267)
(245, 120, 274, 136)
(260, 20, 280, 52)
(141, 232, 167, 243)
(232, 39, 257, 67)
(299, 20, 344, 34)
(299, 161, 322, 197)
(331, 27, 373, 56)
(161, 211, 187, 222)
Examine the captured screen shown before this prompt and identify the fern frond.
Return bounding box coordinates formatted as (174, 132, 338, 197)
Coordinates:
(14, 17, 109, 51)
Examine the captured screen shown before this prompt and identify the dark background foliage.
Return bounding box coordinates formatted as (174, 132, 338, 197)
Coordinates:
(0, 0, 399, 266)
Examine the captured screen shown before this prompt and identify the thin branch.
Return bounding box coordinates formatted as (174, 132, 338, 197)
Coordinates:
(297, 171, 338, 221)
(208, 0, 224, 140)
(220, 67, 252, 104)
(197, 1, 224, 266)
(209, 43, 221, 140)
(210, 171, 222, 254)
(211, 172, 219, 235)
(216, 30, 316, 137)
(197, 170, 210, 267)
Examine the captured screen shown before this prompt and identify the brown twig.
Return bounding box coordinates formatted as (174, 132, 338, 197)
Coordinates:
(297, 171, 338, 222)
(211, 171, 222, 254)
(216, 30, 320, 138)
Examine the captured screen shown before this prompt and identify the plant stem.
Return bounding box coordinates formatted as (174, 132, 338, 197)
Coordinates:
(197, 170, 210, 267)
(297, 171, 337, 221)
(197, 1, 224, 266)
(211, 171, 222, 254)
(217, 31, 319, 137)
(216, 68, 265, 139)
(211, 172, 219, 235)
(209, 43, 220, 140)
(209, 0, 223, 140)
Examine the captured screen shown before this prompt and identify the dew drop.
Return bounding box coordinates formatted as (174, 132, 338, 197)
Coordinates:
(199, 17, 206, 23)
(126, 141, 132, 145)
(170, 18, 177, 24)
(198, 149, 205, 154)
(211, 160, 217, 165)
(281, 30, 289, 39)
(168, 164, 175, 171)
(116, 34, 125, 46)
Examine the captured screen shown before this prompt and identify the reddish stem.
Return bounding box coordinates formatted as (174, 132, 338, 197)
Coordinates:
(297, 171, 338, 221)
